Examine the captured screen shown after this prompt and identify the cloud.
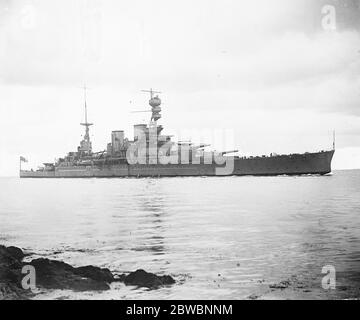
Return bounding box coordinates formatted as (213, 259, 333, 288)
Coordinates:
(1, 1, 359, 88)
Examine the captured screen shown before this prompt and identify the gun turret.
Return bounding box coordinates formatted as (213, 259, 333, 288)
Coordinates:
(192, 144, 211, 150)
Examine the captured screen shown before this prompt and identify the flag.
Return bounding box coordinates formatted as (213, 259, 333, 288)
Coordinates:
(20, 156, 28, 163)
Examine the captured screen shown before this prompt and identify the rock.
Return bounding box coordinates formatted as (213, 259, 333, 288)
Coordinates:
(1, 245, 177, 298)
(29, 258, 111, 292)
(0, 245, 24, 283)
(0, 245, 24, 265)
(6, 246, 25, 261)
(0, 266, 21, 285)
(0, 282, 30, 300)
(269, 281, 290, 290)
(269, 277, 308, 290)
(123, 269, 175, 289)
(113, 274, 127, 282)
(0, 245, 31, 300)
(74, 265, 114, 283)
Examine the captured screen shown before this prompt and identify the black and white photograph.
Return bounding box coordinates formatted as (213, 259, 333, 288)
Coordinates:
(0, 0, 360, 308)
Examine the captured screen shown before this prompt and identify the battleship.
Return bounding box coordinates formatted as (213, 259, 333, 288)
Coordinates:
(20, 88, 334, 178)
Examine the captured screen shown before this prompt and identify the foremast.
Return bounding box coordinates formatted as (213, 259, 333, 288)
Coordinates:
(79, 85, 93, 155)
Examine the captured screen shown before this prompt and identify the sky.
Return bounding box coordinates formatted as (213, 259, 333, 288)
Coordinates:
(0, 0, 359, 175)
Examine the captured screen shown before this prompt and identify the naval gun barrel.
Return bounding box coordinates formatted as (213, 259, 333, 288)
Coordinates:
(221, 150, 239, 156)
(192, 144, 211, 150)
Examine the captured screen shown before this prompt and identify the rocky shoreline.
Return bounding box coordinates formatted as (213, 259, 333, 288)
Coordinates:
(0, 245, 175, 300)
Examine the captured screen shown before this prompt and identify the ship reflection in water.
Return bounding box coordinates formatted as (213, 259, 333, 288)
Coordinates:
(0, 171, 360, 300)
(131, 180, 167, 258)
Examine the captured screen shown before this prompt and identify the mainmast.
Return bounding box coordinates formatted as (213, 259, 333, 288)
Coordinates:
(133, 89, 164, 164)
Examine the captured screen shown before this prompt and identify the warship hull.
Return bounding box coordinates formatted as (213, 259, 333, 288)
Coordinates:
(20, 150, 334, 178)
